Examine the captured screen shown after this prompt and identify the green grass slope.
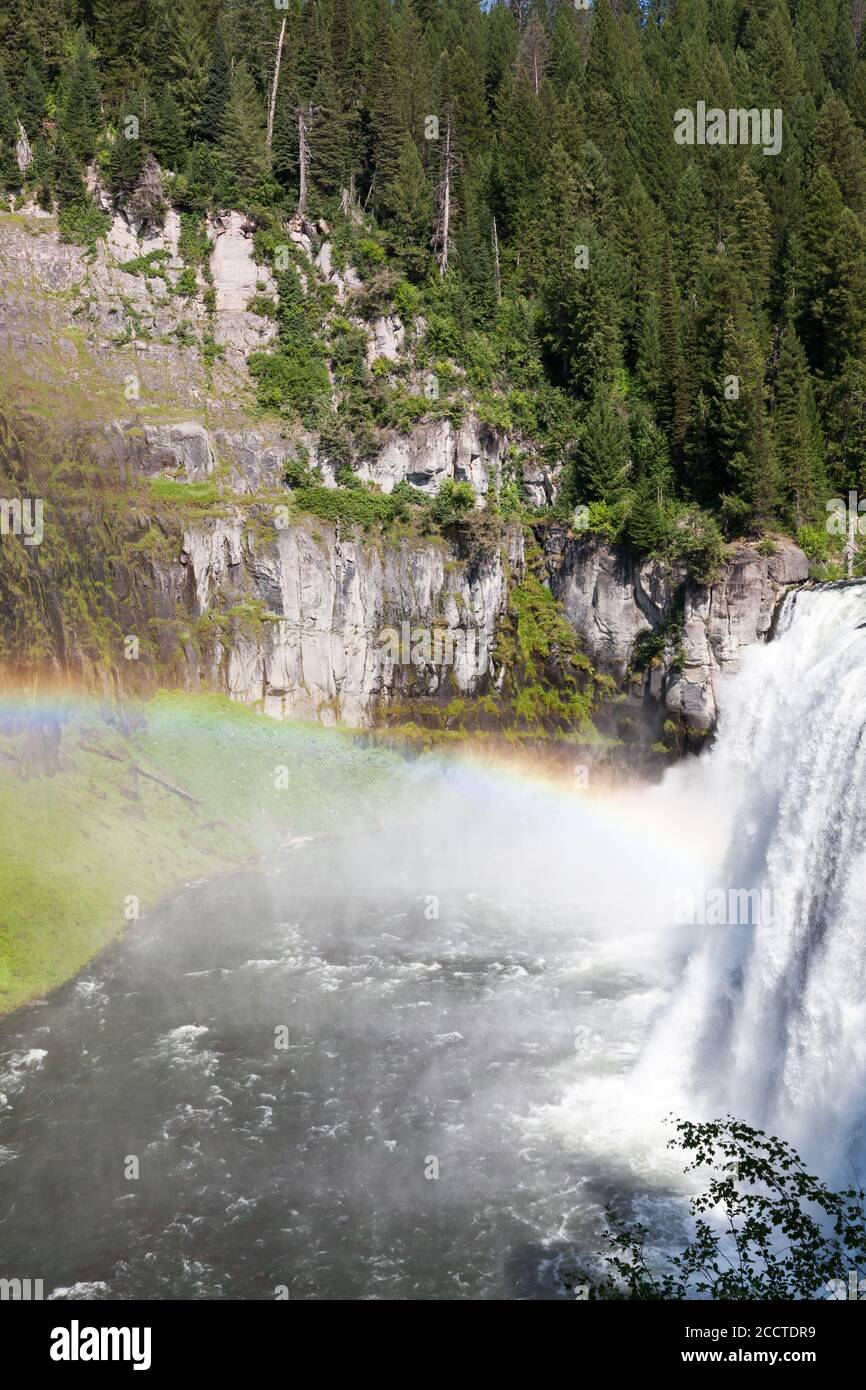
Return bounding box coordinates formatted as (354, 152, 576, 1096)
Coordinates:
(0, 690, 407, 1015)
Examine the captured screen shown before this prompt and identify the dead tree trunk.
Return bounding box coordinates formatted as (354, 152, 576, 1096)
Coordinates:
(266, 17, 288, 154)
(297, 106, 311, 215)
(294, 105, 322, 217)
(432, 112, 454, 279)
(492, 215, 502, 304)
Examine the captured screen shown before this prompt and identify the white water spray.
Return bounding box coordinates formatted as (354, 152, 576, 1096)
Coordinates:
(638, 582, 866, 1175)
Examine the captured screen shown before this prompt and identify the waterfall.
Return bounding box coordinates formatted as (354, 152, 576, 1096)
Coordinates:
(637, 581, 866, 1175)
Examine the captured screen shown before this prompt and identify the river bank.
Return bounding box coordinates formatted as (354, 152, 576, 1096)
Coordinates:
(0, 689, 408, 1015)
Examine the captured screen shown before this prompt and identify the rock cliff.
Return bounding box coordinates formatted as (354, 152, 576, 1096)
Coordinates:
(0, 204, 810, 745)
(173, 516, 522, 726)
(544, 530, 809, 732)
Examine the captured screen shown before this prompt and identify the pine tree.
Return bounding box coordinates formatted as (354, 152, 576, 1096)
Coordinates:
(570, 393, 632, 504)
(310, 69, 352, 197)
(108, 90, 149, 198)
(825, 0, 856, 98)
(659, 242, 690, 459)
(367, 11, 405, 214)
(271, 74, 299, 197)
(61, 27, 102, 161)
(814, 96, 866, 217)
(390, 133, 432, 277)
(774, 322, 825, 528)
(617, 176, 664, 401)
(31, 138, 54, 210)
(219, 63, 269, 201)
(165, 0, 211, 137)
(798, 166, 866, 383)
(154, 90, 187, 174)
(0, 64, 20, 191)
(200, 23, 231, 144)
(729, 165, 773, 310)
(18, 60, 46, 141)
(52, 131, 88, 210)
(550, 4, 585, 96)
(91, 0, 142, 99)
(672, 164, 713, 296)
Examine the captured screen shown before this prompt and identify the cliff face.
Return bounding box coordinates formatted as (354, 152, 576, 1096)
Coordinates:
(174, 517, 522, 726)
(544, 530, 810, 732)
(0, 205, 809, 745)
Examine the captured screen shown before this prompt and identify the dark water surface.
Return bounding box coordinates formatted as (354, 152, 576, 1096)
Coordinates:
(0, 829, 666, 1300)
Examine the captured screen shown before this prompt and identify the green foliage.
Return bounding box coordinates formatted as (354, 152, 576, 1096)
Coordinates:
(290, 483, 410, 530)
(575, 1117, 866, 1301)
(0, 63, 20, 191)
(148, 477, 218, 505)
(675, 507, 725, 586)
(249, 349, 330, 427)
(797, 524, 831, 561)
(283, 454, 320, 490)
(430, 480, 476, 527)
(118, 248, 170, 278)
(58, 200, 109, 250)
(493, 554, 612, 738)
(631, 605, 684, 674)
(5, 0, 866, 548)
(248, 294, 277, 318)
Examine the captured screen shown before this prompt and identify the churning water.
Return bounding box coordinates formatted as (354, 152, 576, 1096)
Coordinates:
(1, 583, 865, 1298)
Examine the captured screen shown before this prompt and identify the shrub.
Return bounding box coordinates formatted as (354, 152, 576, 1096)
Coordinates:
(149, 478, 218, 505)
(796, 524, 830, 561)
(174, 266, 197, 297)
(430, 480, 476, 527)
(58, 201, 109, 250)
(249, 348, 330, 426)
(291, 483, 409, 529)
(248, 293, 277, 318)
(675, 506, 724, 586)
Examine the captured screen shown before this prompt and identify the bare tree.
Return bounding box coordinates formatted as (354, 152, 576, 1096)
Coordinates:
(431, 110, 454, 279)
(266, 17, 288, 154)
(509, 0, 531, 33)
(516, 13, 549, 95)
(296, 104, 321, 216)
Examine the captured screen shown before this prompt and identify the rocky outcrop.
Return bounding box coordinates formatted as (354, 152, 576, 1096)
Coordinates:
(365, 314, 405, 365)
(544, 531, 810, 731)
(102, 420, 216, 483)
(16, 122, 32, 174)
(357, 414, 505, 500)
(208, 211, 277, 358)
(149, 517, 524, 727)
